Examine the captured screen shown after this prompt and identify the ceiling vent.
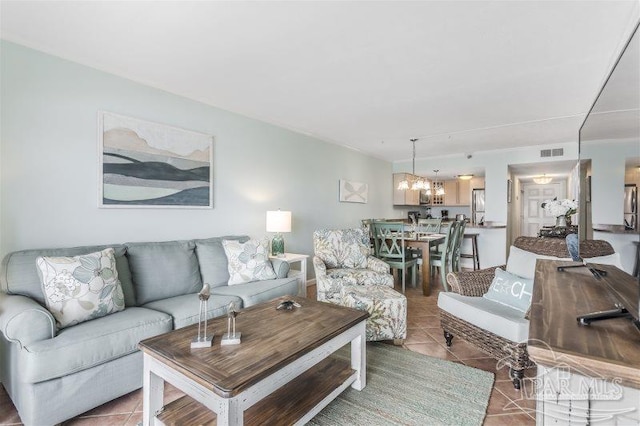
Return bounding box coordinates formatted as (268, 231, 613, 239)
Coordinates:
(540, 148, 564, 158)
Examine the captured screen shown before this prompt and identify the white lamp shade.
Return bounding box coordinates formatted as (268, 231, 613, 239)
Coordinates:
(266, 210, 292, 233)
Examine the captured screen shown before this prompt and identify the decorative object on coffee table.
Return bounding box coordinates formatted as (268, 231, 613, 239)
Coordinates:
(266, 209, 292, 256)
(191, 284, 213, 348)
(221, 301, 241, 345)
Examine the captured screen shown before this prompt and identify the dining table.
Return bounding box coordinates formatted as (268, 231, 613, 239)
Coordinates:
(403, 233, 446, 296)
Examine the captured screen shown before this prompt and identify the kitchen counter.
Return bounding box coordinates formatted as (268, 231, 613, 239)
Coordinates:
(439, 219, 506, 229)
(465, 223, 506, 229)
(592, 224, 639, 235)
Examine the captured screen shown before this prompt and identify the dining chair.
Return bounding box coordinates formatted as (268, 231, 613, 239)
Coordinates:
(408, 218, 443, 265)
(372, 222, 418, 293)
(416, 218, 442, 237)
(429, 221, 460, 291)
(451, 220, 467, 272)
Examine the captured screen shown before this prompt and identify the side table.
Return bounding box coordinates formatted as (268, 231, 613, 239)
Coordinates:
(270, 253, 309, 297)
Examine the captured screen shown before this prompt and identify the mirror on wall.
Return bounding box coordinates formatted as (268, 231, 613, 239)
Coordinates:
(579, 20, 639, 324)
(579, 21, 640, 240)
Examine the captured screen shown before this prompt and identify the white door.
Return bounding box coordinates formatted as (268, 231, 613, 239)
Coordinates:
(521, 182, 565, 237)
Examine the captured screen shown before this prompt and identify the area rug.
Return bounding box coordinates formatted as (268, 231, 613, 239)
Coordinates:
(308, 343, 495, 426)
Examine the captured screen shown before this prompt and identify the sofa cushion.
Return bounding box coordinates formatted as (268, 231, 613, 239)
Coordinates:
(142, 292, 242, 329)
(1, 245, 131, 306)
(195, 236, 249, 288)
(222, 239, 276, 285)
(21, 307, 172, 383)
(438, 292, 529, 343)
(483, 268, 533, 314)
(36, 248, 125, 329)
(211, 278, 298, 307)
(126, 240, 202, 305)
(506, 245, 571, 280)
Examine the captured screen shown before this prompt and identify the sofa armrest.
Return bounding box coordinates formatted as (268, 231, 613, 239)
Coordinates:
(312, 256, 327, 276)
(367, 256, 390, 274)
(0, 293, 56, 348)
(270, 258, 291, 279)
(446, 265, 504, 297)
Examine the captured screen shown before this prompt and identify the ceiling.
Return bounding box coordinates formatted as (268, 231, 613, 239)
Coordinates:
(1, 1, 637, 162)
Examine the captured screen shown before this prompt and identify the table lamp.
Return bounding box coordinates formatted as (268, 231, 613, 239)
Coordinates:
(266, 210, 291, 256)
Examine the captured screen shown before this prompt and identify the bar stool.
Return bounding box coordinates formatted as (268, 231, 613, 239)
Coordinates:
(460, 233, 480, 270)
(633, 241, 640, 278)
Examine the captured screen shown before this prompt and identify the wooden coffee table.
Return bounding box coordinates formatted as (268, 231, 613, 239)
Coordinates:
(139, 296, 368, 425)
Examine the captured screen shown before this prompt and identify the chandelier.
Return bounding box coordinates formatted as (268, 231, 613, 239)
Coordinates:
(533, 174, 552, 185)
(397, 139, 430, 192)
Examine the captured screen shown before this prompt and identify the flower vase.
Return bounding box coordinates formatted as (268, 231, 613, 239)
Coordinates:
(555, 215, 567, 227)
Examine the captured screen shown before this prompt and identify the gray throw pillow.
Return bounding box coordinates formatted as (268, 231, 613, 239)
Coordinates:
(483, 268, 533, 314)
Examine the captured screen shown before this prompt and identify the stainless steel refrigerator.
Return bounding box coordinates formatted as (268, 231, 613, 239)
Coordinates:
(624, 184, 637, 230)
(472, 189, 486, 224)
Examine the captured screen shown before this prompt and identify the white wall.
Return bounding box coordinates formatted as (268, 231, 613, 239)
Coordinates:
(581, 138, 639, 225)
(0, 41, 396, 265)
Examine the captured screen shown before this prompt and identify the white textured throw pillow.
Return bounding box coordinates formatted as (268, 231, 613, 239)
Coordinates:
(36, 248, 125, 329)
(506, 245, 572, 280)
(222, 239, 277, 285)
(483, 268, 534, 313)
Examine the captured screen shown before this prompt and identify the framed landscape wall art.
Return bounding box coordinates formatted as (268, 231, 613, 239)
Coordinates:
(339, 180, 368, 203)
(99, 112, 213, 208)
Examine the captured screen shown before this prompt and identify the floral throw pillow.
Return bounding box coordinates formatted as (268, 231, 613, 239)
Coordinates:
(222, 239, 277, 285)
(36, 248, 125, 329)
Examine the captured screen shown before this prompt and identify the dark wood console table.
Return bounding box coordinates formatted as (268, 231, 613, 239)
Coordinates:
(528, 260, 640, 424)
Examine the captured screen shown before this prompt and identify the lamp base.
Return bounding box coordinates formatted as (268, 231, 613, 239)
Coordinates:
(271, 234, 285, 256)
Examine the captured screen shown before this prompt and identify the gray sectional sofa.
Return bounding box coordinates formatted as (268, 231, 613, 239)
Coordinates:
(0, 235, 299, 425)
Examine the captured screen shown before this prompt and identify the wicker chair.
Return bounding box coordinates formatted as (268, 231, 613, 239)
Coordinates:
(439, 236, 615, 389)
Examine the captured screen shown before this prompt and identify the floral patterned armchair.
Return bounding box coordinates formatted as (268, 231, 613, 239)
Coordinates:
(312, 228, 394, 304)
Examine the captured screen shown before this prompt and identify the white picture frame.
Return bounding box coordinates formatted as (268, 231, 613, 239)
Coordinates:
(339, 180, 368, 203)
(98, 111, 213, 208)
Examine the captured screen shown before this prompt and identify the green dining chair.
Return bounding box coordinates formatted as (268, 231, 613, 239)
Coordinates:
(372, 222, 418, 293)
(416, 218, 442, 236)
(429, 221, 460, 291)
(451, 220, 467, 272)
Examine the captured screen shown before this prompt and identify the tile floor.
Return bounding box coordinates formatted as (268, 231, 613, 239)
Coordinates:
(0, 281, 537, 425)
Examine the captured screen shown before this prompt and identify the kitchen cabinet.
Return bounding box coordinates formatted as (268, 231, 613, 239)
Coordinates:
(394, 175, 473, 206)
(443, 181, 458, 206)
(458, 179, 471, 206)
(470, 177, 485, 190)
(435, 180, 472, 206)
(393, 173, 420, 206)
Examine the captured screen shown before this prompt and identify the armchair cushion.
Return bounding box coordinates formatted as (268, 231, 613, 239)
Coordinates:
(367, 255, 390, 274)
(313, 229, 369, 269)
(583, 252, 623, 269)
(506, 245, 571, 280)
(438, 292, 529, 343)
(327, 268, 394, 287)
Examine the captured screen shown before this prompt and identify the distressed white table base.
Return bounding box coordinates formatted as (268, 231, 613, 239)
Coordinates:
(142, 320, 366, 425)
